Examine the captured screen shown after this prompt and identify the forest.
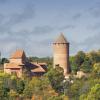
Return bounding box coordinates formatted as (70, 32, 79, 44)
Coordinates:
(0, 50, 100, 100)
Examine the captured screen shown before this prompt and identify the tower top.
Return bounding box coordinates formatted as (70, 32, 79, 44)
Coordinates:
(10, 49, 26, 59)
(54, 33, 69, 44)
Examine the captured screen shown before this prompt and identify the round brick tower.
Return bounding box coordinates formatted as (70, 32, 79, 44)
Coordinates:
(53, 33, 70, 76)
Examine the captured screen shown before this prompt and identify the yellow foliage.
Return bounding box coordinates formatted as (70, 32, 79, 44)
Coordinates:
(63, 96, 69, 100)
(93, 63, 100, 73)
(9, 89, 18, 97)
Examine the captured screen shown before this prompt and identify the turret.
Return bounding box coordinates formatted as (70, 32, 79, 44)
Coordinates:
(53, 33, 71, 76)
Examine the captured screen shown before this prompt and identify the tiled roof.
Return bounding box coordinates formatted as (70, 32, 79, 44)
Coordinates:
(31, 63, 46, 72)
(10, 49, 26, 59)
(4, 63, 23, 68)
(54, 33, 68, 43)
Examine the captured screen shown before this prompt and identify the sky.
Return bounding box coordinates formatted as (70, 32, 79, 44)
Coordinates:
(0, 0, 100, 57)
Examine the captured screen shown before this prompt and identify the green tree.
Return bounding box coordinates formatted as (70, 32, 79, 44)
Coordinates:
(80, 60, 92, 73)
(1, 58, 9, 64)
(73, 51, 86, 70)
(86, 84, 100, 100)
(46, 66, 64, 94)
(10, 75, 17, 91)
(0, 80, 10, 99)
(92, 63, 100, 77)
(89, 51, 100, 65)
(69, 80, 83, 99)
(23, 77, 43, 99)
(8, 89, 19, 100)
(17, 80, 25, 94)
(70, 56, 78, 73)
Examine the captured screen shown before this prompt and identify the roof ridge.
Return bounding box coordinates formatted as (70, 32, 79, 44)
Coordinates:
(31, 63, 46, 72)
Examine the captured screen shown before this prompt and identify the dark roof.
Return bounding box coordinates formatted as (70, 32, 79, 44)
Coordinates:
(54, 33, 69, 43)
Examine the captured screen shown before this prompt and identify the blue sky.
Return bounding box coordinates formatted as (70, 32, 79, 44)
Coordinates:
(0, 0, 100, 57)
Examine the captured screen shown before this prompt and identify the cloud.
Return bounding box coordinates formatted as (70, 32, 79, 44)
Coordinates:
(32, 25, 54, 34)
(0, 0, 100, 57)
(0, 28, 100, 57)
(88, 22, 100, 30)
(72, 13, 82, 20)
(58, 25, 75, 30)
(79, 33, 100, 51)
(0, 39, 22, 57)
(70, 40, 79, 55)
(0, 30, 31, 57)
(31, 24, 75, 35)
(0, 14, 4, 23)
(6, 3, 35, 26)
(0, 23, 54, 57)
(0, 29, 53, 57)
(69, 32, 100, 55)
(88, 3, 100, 18)
(0, 2, 35, 34)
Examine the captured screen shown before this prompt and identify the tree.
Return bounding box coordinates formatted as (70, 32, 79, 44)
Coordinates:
(0, 71, 10, 99)
(73, 51, 86, 70)
(0, 80, 10, 99)
(23, 76, 58, 99)
(23, 77, 43, 99)
(88, 51, 100, 65)
(16, 80, 25, 94)
(70, 56, 78, 73)
(93, 63, 100, 77)
(8, 89, 19, 100)
(68, 80, 83, 99)
(1, 58, 9, 64)
(80, 60, 92, 73)
(0, 81, 5, 99)
(86, 84, 100, 100)
(46, 66, 65, 94)
(10, 75, 17, 91)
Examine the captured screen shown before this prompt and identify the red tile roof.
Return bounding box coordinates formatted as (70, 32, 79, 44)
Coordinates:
(31, 63, 47, 72)
(10, 49, 26, 59)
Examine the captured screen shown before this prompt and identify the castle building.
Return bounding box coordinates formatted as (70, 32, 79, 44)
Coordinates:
(4, 50, 27, 78)
(4, 50, 47, 78)
(53, 33, 71, 76)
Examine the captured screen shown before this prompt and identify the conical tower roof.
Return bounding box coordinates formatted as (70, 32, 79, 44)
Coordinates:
(54, 33, 69, 43)
(10, 49, 26, 59)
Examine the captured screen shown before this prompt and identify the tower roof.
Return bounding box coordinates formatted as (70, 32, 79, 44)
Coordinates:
(10, 49, 26, 59)
(54, 33, 69, 43)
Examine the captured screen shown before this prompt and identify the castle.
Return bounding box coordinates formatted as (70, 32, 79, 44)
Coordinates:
(4, 50, 47, 78)
(4, 33, 71, 78)
(53, 33, 71, 77)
